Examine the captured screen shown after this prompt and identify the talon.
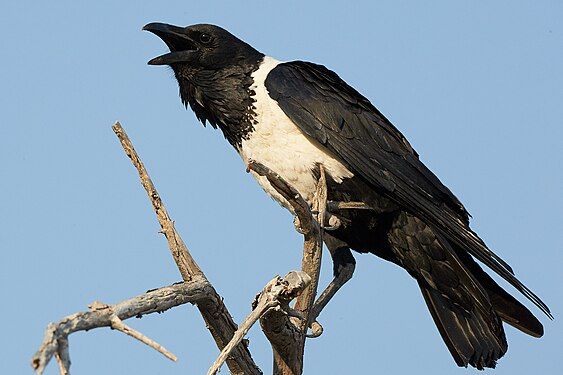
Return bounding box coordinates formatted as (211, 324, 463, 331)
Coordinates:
(307, 320, 324, 338)
(323, 215, 341, 231)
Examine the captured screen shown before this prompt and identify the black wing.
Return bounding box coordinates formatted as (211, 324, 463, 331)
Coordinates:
(265, 61, 551, 317)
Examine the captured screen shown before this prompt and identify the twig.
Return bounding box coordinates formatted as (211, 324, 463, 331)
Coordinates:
(247, 161, 314, 232)
(54, 337, 70, 375)
(207, 271, 311, 375)
(32, 281, 212, 375)
(248, 161, 326, 375)
(112, 122, 202, 281)
(294, 164, 326, 331)
(110, 315, 177, 361)
(112, 122, 261, 375)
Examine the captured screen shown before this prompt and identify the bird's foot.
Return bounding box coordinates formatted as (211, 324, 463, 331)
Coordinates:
(323, 214, 342, 231)
(306, 320, 324, 338)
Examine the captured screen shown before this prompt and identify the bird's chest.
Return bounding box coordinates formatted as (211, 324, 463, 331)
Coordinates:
(239, 109, 325, 209)
(237, 63, 352, 210)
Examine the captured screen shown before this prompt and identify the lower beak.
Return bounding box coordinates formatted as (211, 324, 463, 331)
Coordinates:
(143, 22, 197, 65)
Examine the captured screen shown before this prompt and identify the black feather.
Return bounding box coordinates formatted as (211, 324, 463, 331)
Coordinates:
(265, 61, 551, 318)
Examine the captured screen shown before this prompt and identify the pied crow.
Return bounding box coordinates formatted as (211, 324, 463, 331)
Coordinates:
(143, 22, 551, 369)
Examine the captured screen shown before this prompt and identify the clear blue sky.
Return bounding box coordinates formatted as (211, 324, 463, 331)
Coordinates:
(1, 1, 561, 374)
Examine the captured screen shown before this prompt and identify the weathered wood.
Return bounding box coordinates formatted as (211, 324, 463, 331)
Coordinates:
(34, 123, 342, 375)
(32, 280, 212, 375)
(208, 271, 311, 375)
(112, 122, 261, 375)
(248, 161, 326, 375)
(294, 165, 326, 333)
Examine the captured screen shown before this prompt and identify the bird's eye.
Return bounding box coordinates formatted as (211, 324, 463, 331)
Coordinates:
(199, 33, 212, 44)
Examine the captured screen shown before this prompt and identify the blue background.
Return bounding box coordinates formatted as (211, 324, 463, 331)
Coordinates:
(1, 1, 561, 374)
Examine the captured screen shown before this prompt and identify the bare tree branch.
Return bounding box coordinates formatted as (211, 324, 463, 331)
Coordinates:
(112, 122, 261, 375)
(109, 315, 177, 361)
(294, 164, 326, 331)
(247, 161, 327, 375)
(53, 336, 70, 375)
(112, 122, 203, 281)
(32, 280, 212, 375)
(34, 123, 342, 375)
(208, 271, 311, 375)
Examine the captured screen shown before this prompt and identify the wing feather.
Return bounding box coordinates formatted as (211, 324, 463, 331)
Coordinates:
(264, 61, 551, 317)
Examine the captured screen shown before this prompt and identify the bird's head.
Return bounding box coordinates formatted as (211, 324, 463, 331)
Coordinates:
(143, 23, 261, 72)
(143, 22, 264, 145)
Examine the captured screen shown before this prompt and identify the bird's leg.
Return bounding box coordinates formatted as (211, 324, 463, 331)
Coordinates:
(307, 233, 356, 337)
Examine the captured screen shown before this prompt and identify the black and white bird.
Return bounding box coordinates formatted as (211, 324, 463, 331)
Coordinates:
(143, 22, 551, 369)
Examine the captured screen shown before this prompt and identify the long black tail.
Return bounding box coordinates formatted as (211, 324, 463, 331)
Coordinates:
(452, 244, 544, 338)
(419, 282, 508, 369)
(387, 212, 511, 369)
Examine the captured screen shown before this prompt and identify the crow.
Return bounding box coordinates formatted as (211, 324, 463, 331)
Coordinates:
(143, 22, 551, 369)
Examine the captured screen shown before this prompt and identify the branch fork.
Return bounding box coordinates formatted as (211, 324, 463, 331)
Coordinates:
(207, 271, 311, 375)
(247, 160, 329, 374)
(31, 281, 211, 375)
(33, 122, 356, 375)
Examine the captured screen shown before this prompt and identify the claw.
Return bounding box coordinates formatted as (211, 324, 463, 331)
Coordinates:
(306, 321, 324, 338)
(323, 215, 342, 231)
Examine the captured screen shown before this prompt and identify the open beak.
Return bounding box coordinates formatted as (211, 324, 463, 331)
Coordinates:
(143, 23, 198, 65)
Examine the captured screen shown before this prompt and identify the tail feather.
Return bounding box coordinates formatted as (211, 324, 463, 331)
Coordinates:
(494, 291, 544, 338)
(419, 282, 508, 369)
(386, 211, 543, 369)
(452, 244, 544, 338)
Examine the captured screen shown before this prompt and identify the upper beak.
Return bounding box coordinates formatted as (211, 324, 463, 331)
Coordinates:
(143, 22, 197, 65)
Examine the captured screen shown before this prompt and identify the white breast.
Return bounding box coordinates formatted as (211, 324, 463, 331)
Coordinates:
(237, 56, 353, 211)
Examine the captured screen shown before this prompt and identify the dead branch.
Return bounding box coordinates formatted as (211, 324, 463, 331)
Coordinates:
(54, 337, 70, 375)
(34, 123, 338, 375)
(109, 315, 177, 361)
(294, 164, 326, 331)
(112, 122, 203, 281)
(112, 122, 261, 375)
(208, 271, 311, 375)
(32, 280, 212, 375)
(248, 161, 326, 375)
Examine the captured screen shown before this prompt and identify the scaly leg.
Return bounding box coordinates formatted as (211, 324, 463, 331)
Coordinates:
(308, 233, 356, 337)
